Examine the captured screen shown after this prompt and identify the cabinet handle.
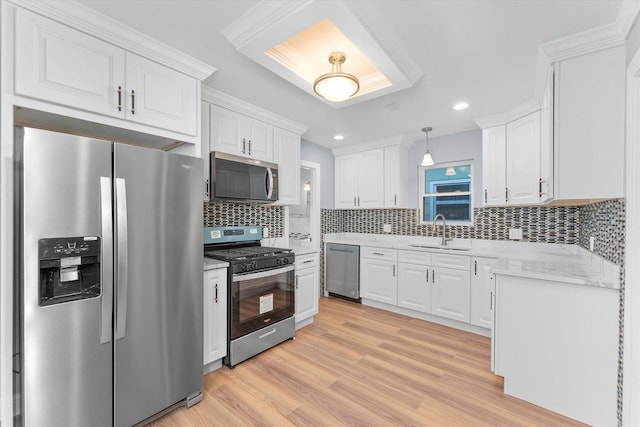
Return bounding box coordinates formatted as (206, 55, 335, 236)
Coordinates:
(426, 269, 429, 283)
(393, 264, 396, 277)
(248, 140, 252, 155)
(354, 196, 356, 207)
(242, 138, 246, 154)
(117, 86, 122, 112)
(394, 194, 397, 206)
(432, 269, 435, 284)
(357, 196, 360, 206)
(205, 179, 209, 199)
(474, 260, 477, 275)
(303, 259, 314, 264)
(214, 283, 218, 303)
(295, 275, 299, 289)
(539, 178, 543, 198)
(372, 252, 385, 256)
(505, 188, 509, 203)
(130, 90, 135, 115)
(484, 189, 488, 203)
(490, 291, 493, 310)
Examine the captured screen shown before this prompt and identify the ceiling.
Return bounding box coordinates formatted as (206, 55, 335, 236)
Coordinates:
(76, 0, 623, 149)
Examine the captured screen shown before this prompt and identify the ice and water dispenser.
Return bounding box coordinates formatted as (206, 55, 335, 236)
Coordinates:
(38, 237, 101, 306)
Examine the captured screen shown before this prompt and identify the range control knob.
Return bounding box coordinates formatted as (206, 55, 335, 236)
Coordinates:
(252, 262, 258, 270)
(276, 258, 282, 266)
(283, 258, 290, 265)
(240, 264, 247, 272)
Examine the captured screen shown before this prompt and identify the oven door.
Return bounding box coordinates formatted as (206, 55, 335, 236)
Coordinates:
(230, 265, 295, 339)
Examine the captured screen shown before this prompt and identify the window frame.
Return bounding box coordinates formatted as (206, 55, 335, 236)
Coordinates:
(418, 160, 474, 226)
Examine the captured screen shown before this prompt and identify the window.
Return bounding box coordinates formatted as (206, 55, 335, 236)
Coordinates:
(419, 162, 473, 224)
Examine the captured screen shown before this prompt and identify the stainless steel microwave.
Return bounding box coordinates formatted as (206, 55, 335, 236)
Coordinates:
(210, 152, 278, 203)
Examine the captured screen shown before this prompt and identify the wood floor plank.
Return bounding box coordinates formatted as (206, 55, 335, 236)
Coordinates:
(151, 297, 587, 426)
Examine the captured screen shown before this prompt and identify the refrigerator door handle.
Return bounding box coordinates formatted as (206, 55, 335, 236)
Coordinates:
(115, 178, 129, 340)
(100, 177, 113, 344)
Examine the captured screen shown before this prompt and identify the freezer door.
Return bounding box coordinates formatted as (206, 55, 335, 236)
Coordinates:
(113, 144, 203, 427)
(19, 127, 113, 427)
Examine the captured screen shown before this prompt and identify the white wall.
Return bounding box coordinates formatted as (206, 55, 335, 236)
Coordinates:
(301, 139, 334, 209)
(407, 129, 483, 209)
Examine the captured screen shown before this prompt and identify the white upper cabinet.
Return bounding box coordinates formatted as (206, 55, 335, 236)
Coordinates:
(481, 111, 544, 206)
(334, 137, 410, 209)
(384, 145, 408, 207)
(334, 149, 384, 208)
(124, 53, 198, 135)
(554, 46, 625, 201)
(506, 111, 541, 205)
(15, 8, 125, 117)
(273, 127, 301, 205)
(210, 105, 273, 162)
(14, 7, 206, 141)
(482, 126, 507, 206)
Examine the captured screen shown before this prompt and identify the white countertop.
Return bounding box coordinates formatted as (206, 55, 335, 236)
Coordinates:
(288, 245, 320, 256)
(203, 257, 229, 271)
(323, 233, 620, 290)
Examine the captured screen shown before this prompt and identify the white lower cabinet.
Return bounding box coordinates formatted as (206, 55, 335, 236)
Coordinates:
(470, 257, 497, 328)
(431, 267, 471, 323)
(361, 247, 474, 328)
(295, 253, 320, 328)
(360, 247, 398, 305)
(203, 268, 227, 366)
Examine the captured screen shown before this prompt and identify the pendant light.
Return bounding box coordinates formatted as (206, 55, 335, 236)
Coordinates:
(313, 51, 360, 103)
(421, 126, 434, 166)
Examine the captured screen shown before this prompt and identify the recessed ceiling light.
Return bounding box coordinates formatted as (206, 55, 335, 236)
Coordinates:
(334, 135, 344, 140)
(453, 102, 469, 111)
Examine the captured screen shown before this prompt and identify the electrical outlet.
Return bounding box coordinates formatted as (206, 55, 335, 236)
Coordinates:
(590, 236, 595, 251)
(383, 224, 392, 233)
(508, 228, 523, 240)
(263, 227, 269, 238)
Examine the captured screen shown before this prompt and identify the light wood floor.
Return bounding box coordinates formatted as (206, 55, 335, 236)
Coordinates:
(149, 297, 585, 426)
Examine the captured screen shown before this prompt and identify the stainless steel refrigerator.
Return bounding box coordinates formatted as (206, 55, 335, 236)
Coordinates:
(15, 126, 204, 426)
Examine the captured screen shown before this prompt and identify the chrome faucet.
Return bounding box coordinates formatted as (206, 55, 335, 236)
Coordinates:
(433, 213, 450, 246)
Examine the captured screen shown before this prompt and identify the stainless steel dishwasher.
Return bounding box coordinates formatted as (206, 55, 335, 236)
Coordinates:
(325, 243, 360, 302)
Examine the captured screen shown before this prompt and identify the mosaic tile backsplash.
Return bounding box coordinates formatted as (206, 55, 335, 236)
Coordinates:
(203, 201, 285, 236)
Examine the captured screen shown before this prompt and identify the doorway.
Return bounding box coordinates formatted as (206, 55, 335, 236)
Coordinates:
(288, 160, 321, 251)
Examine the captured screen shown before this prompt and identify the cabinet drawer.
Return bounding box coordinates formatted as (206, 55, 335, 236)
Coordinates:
(361, 246, 397, 260)
(431, 253, 470, 270)
(398, 250, 431, 265)
(296, 252, 319, 269)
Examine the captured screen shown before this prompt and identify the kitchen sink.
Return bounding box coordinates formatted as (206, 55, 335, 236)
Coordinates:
(408, 244, 471, 251)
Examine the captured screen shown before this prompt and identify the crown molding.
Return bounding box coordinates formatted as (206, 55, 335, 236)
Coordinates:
(474, 99, 540, 129)
(201, 87, 309, 135)
(332, 134, 412, 156)
(221, 1, 314, 51)
(9, 0, 216, 81)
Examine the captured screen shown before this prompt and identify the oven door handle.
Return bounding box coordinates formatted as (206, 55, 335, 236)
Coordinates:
(232, 265, 295, 282)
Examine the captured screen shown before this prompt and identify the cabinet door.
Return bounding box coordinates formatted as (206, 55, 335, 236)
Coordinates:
(384, 145, 407, 207)
(357, 148, 385, 208)
(431, 267, 470, 322)
(273, 127, 300, 205)
(210, 105, 243, 156)
(125, 53, 198, 136)
(203, 269, 228, 365)
(397, 263, 430, 312)
(360, 257, 397, 304)
(15, 8, 125, 117)
(201, 101, 211, 201)
(244, 116, 273, 162)
(539, 69, 554, 203)
(470, 257, 496, 328)
(482, 126, 507, 206)
(295, 267, 319, 324)
(506, 111, 541, 205)
(335, 154, 358, 208)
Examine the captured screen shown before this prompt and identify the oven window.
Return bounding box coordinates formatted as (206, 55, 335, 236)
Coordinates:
(232, 268, 294, 338)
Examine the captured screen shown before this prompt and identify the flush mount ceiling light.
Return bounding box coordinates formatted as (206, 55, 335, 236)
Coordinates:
(453, 102, 469, 111)
(421, 126, 434, 166)
(333, 134, 344, 140)
(313, 51, 360, 102)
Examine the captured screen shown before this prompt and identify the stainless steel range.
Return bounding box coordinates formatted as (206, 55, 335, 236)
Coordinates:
(204, 226, 295, 368)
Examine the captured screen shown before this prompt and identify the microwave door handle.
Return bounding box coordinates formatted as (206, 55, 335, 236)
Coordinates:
(99, 177, 113, 344)
(115, 178, 129, 340)
(266, 167, 274, 199)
